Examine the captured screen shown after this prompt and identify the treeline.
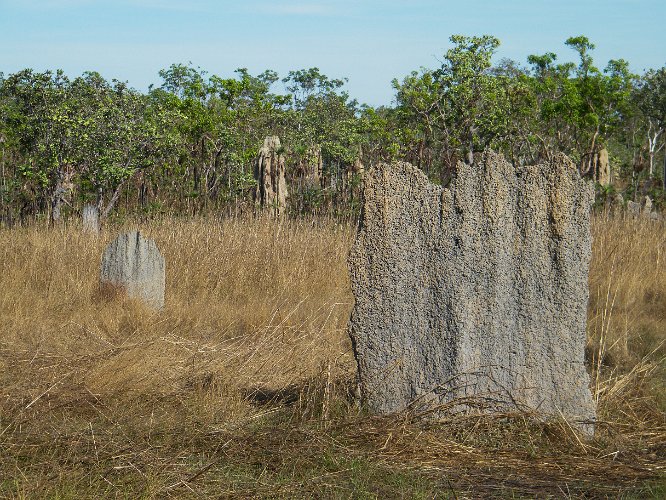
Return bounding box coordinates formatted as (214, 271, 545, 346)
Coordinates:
(0, 35, 664, 224)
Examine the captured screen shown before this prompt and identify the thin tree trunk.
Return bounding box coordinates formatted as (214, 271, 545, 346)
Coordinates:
(466, 128, 475, 165)
(649, 151, 654, 178)
(0, 142, 6, 225)
(50, 169, 67, 225)
(663, 146, 666, 191)
(101, 180, 125, 219)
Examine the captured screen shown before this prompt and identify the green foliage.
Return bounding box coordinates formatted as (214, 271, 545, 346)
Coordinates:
(282, 67, 363, 169)
(0, 34, 665, 220)
(525, 37, 636, 167)
(393, 35, 517, 177)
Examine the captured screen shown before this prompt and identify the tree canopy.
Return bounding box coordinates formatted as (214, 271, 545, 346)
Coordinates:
(1, 34, 664, 224)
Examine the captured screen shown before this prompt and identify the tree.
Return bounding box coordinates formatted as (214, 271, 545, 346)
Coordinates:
(153, 64, 287, 210)
(391, 69, 441, 174)
(525, 37, 635, 179)
(0, 69, 78, 222)
(435, 34, 510, 165)
(0, 69, 177, 221)
(75, 74, 177, 217)
(281, 67, 364, 212)
(634, 68, 666, 185)
(393, 35, 513, 180)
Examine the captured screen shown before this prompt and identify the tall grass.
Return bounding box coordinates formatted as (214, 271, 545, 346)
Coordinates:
(0, 214, 664, 497)
(586, 213, 666, 463)
(0, 217, 353, 394)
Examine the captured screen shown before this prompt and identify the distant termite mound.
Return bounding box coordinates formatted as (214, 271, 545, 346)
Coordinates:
(100, 231, 166, 309)
(254, 136, 288, 217)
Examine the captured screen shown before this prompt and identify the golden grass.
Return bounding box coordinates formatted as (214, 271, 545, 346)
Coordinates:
(0, 214, 664, 497)
(0, 217, 353, 395)
(588, 214, 666, 419)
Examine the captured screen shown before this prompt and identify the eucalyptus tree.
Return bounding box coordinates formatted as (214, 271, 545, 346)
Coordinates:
(393, 35, 514, 181)
(153, 64, 288, 209)
(0, 69, 81, 221)
(0, 69, 177, 221)
(282, 68, 364, 170)
(434, 35, 513, 166)
(0, 71, 20, 221)
(527, 37, 635, 174)
(154, 63, 220, 202)
(211, 68, 289, 200)
(487, 58, 538, 166)
(391, 68, 441, 174)
(633, 67, 666, 185)
(280, 67, 365, 215)
(72, 73, 178, 217)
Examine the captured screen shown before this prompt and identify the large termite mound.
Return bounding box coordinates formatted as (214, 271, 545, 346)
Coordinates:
(349, 151, 596, 431)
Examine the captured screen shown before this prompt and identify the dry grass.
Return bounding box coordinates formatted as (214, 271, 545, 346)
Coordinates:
(0, 214, 664, 498)
(588, 214, 666, 424)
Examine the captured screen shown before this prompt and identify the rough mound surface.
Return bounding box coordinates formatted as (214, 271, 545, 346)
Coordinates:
(100, 231, 165, 309)
(254, 136, 288, 217)
(82, 204, 99, 234)
(348, 151, 596, 428)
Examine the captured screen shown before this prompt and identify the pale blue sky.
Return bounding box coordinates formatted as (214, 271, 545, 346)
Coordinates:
(1, 0, 664, 105)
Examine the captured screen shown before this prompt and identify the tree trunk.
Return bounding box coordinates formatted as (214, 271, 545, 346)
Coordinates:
(0, 142, 4, 200)
(50, 169, 67, 225)
(101, 181, 125, 219)
(193, 137, 205, 200)
(649, 151, 654, 178)
(139, 179, 147, 208)
(663, 147, 666, 191)
(193, 164, 200, 196)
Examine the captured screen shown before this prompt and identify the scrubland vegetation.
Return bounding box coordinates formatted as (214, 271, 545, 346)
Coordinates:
(1, 35, 665, 224)
(0, 214, 664, 498)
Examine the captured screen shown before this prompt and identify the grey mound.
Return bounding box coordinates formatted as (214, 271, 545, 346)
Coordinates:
(597, 148, 611, 186)
(82, 204, 100, 234)
(641, 196, 661, 220)
(254, 136, 288, 217)
(612, 193, 624, 212)
(349, 151, 596, 431)
(643, 196, 653, 216)
(100, 231, 165, 309)
(627, 200, 641, 217)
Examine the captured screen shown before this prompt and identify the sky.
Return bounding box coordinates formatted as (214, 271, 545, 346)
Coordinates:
(1, 0, 665, 106)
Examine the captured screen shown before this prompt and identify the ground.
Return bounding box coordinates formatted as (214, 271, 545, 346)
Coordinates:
(0, 215, 664, 498)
